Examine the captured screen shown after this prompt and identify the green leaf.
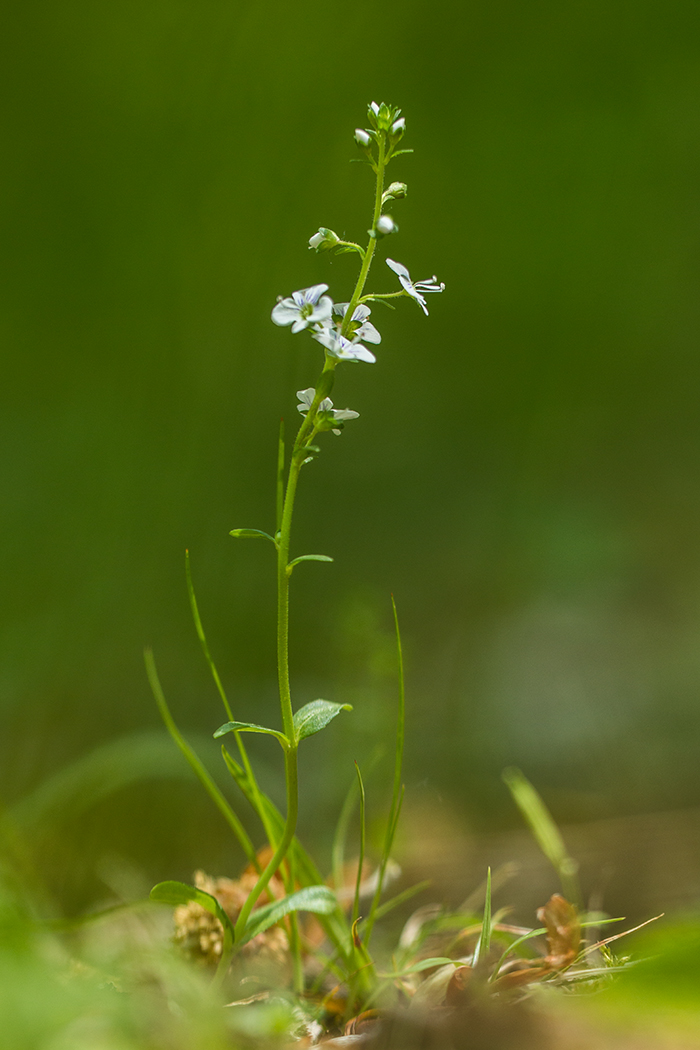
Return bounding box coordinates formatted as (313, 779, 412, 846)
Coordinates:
(293, 700, 352, 743)
(364, 595, 405, 948)
(241, 885, 338, 945)
(389, 149, 414, 158)
(502, 767, 580, 905)
(186, 551, 233, 721)
(334, 244, 364, 257)
(287, 554, 334, 572)
(473, 867, 492, 969)
(214, 721, 289, 749)
(144, 649, 258, 867)
(229, 528, 277, 544)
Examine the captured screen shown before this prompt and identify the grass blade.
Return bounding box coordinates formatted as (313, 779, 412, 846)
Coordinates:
(186, 549, 233, 721)
(144, 648, 258, 869)
(502, 767, 581, 906)
(352, 761, 366, 926)
(473, 866, 492, 969)
(364, 595, 405, 947)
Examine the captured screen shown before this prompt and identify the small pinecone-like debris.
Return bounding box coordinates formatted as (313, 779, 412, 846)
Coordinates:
(172, 868, 289, 970)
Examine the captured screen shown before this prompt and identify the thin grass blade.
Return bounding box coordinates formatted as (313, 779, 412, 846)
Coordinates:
(144, 648, 258, 868)
(502, 767, 581, 906)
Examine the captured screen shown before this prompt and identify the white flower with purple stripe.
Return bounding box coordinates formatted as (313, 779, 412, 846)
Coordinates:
(271, 284, 333, 333)
(333, 303, 381, 345)
(385, 258, 445, 316)
(313, 326, 376, 364)
(296, 388, 360, 435)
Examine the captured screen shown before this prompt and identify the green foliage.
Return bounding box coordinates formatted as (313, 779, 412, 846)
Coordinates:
(502, 767, 581, 905)
(292, 700, 352, 743)
(213, 720, 289, 748)
(241, 885, 338, 944)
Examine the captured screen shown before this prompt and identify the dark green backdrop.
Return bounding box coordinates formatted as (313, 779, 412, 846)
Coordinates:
(3, 0, 700, 908)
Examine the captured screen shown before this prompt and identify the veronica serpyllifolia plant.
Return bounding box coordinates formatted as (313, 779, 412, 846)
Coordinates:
(146, 100, 444, 999)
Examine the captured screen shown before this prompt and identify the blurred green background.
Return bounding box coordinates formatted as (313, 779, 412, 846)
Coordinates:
(3, 0, 700, 914)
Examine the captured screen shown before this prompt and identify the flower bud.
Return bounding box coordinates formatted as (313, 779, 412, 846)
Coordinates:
(367, 101, 400, 132)
(308, 227, 340, 253)
(391, 117, 406, 138)
(382, 182, 408, 207)
(355, 128, 371, 148)
(373, 214, 398, 238)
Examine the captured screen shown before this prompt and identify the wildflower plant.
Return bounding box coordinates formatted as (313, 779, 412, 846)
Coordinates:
(143, 103, 645, 1039)
(146, 100, 444, 1007)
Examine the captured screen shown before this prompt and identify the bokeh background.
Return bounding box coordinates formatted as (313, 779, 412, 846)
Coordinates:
(3, 0, 700, 921)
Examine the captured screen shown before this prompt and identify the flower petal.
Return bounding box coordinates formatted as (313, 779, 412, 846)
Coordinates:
(345, 345, 376, 364)
(386, 258, 410, 280)
(271, 301, 300, 326)
(357, 321, 381, 344)
(304, 283, 329, 305)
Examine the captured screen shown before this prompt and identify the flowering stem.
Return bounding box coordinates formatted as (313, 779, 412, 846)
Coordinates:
(340, 132, 387, 338)
(235, 130, 392, 969)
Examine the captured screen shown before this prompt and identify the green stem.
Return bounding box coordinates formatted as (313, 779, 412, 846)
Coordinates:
(232, 130, 390, 965)
(234, 745, 299, 942)
(340, 132, 387, 338)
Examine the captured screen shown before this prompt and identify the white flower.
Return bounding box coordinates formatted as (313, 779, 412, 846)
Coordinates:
(296, 388, 359, 435)
(271, 284, 333, 333)
(385, 258, 445, 316)
(391, 117, 406, 136)
(333, 303, 381, 344)
(313, 326, 376, 364)
(376, 215, 397, 236)
(308, 227, 339, 252)
(369, 102, 381, 119)
(355, 128, 371, 147)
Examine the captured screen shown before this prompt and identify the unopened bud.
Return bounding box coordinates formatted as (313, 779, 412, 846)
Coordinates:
(374, 215, 398, 237)
(308, 227, 340, 253)
(382, 182, 408, 206)
(368, 101, 399, 131)
(391, 117, 406, 138)
(355, 128, 371, 148)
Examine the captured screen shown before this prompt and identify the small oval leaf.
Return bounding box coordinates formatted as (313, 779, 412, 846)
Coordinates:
(241, 885, 338, 945)
(229, 529, 277, 544)
(287, 554, 334, 572)
(214, 721, 289, 748)
(293, 700, 352, 743)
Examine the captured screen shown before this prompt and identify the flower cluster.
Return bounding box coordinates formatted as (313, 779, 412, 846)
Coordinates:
(296, 388, 359, 435)
(272, 286, 380, 364)
(270, 101, 445, 440)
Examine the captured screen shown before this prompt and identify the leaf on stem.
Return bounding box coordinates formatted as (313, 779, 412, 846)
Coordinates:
(214, 721, 289, 749)
(229, 529, 277, 545)
(287, 554, 334, 573)
(293, 700, 352, 743)
(240, 885, 338, 946)
(335, 244, 365, 258)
